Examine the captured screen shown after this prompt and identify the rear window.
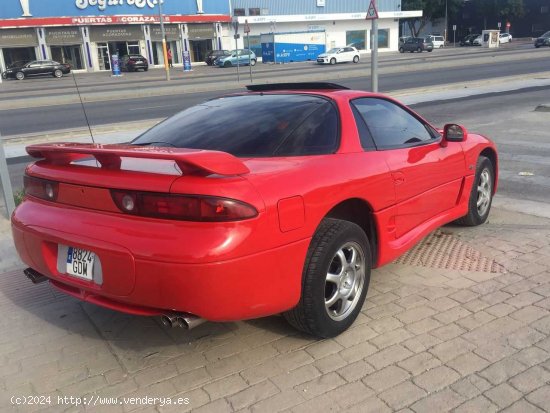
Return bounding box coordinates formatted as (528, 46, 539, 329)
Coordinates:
(132, 94, 340, 157)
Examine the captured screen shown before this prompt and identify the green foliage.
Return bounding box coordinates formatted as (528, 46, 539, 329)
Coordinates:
(403, 0, 525, 36)
(499, 0, 525, 20)
(14, 189, 25, 206)
(475, 0, 525, 29)
(402, 0, 462, 37)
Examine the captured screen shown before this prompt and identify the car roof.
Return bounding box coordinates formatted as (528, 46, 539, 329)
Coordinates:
(232, 83, 386, 102)
(247, 82, 349, 92)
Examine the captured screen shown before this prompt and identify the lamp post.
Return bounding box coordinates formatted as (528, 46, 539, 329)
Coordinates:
(158, 0, 170, 81)
(444, 0, 448, 44)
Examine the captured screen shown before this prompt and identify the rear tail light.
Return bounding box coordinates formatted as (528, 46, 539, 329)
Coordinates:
(111, 190, 258, 222)
(24, 175, 59, 202)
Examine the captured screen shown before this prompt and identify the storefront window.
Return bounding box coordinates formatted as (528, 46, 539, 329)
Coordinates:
(369, 29, 389, 49)
(187, 24, 215, 62)
(0, 28, 38, 68)
(2, 47, 36, 67)
(46, 28, 85, 70)
(189, 39, 210, 62)
(246, 35, 262, 58)
(127, 42, 140, 55)
(346, 30, 367, 50)
(152, 40, 180, 65)
(96, 43, 111, 70)
(378, 29, 389, 48)
(50, 45, 84, 69)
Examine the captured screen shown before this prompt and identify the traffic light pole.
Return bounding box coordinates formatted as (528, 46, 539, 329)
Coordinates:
(158, 0, 170, 81)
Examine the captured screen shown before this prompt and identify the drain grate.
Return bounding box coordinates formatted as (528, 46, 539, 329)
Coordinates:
(395, 231, 505, 273)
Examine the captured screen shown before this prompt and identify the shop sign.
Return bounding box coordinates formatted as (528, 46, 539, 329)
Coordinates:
(2, 0, 229, 20)
(72, 15, 166, 24)
(0, 28, 37, 46)
(150, 24, 181, 41)
(187, 23, 215, 40)
(1, 15, 230, 29)
(89, 25, 144, 41)
(45, 27, 83, 44)
(75, 0, 163, 12)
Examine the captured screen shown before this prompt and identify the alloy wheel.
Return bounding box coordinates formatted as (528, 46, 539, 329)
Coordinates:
(477, 168, 492, 216)
(325, 242, 366, 321)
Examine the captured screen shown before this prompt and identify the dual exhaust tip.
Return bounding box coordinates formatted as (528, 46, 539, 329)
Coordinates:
(24, 268, 48, 284)
(160, 313, 206, 330)
(24, 268, 206, 330)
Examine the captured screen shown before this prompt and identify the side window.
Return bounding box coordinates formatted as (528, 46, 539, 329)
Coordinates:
(274, 102, 339, 156)
(351, 98, 436, 149)
(351, 105, 376, 151)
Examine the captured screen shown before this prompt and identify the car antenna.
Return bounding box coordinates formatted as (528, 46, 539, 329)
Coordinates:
(63, 37, 95, 143)
(69, 60, 95, 144)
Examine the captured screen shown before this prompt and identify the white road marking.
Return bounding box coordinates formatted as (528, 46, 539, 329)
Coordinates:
(128, 105, 174, 111)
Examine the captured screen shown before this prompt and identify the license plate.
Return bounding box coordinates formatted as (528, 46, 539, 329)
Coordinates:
(66, 247, 95, 280)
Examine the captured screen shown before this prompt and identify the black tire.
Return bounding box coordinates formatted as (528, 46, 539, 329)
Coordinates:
(456, 156, 494, 226)
(417, 47, 422, 52)
(284, 218, 371, 338)
(353, 55, 359, 63)
(330, 58, 336, 65)
(15, 71, 25, 80)
(428, 49, 433, 52)
(250, 58, 257, 66)
(399, 47, 404, 53)
(224, 61, 232, 67)
(53, 69, 63, 78)
(144, 67, 148, 71)
(535, 45, 540, 48)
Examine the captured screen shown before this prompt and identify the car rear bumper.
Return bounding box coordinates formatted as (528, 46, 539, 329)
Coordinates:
(12, 202, 309, 321)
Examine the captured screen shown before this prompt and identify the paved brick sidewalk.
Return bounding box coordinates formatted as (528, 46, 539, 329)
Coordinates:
(1, 205, 550, 412)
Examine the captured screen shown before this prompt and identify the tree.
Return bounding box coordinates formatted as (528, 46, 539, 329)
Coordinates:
(498, 0, 525, 22)
(402, 0, 462, 37)
(474, 0, 525, 29)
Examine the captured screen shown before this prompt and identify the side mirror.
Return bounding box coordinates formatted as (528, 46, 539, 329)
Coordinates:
(442, 124, 468, 145)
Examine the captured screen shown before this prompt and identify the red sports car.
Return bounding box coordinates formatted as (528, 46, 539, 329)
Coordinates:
(12, 83, 498, 338)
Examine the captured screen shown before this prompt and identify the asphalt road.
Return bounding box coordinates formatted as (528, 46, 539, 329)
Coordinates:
(0, 40, 539, 97)
(411, 86, 550, 206)
(1, 43, 549, 136)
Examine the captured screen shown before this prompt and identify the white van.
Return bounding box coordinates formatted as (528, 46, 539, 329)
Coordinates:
(427, 35, 445, 48)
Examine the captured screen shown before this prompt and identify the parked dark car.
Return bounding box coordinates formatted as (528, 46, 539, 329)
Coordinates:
(205, 50, 231, 66)
(399, 37, 434, 53)
(534, 31, 550, 48)
(1, 60, 70, 80)
(460, 34, 481, 46)
(120, 55, 149, 72)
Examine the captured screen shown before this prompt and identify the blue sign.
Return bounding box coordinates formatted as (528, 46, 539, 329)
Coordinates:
(111, 54, 121, 76)
(1, 0, 229, 19)
(183, 50, 192, 72)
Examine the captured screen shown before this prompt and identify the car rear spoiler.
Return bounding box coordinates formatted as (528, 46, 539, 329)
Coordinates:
(26, 143, 250, 176)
